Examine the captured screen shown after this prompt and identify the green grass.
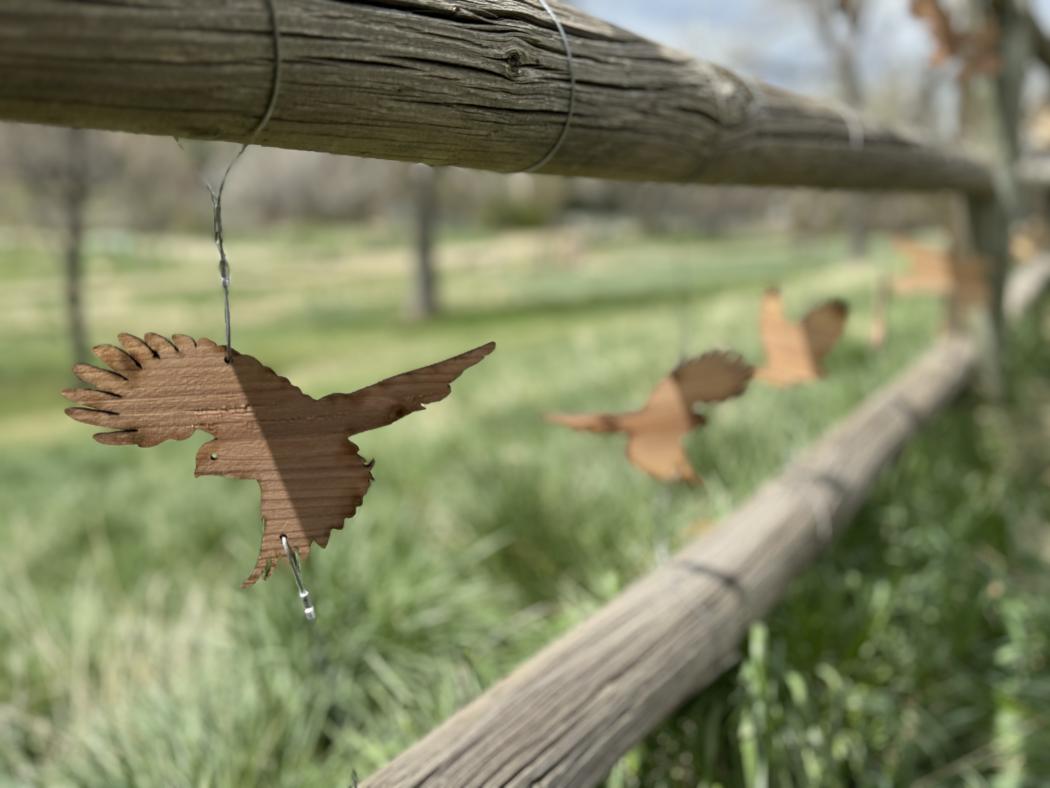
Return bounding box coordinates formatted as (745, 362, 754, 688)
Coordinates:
(0, 222, 1047, 786)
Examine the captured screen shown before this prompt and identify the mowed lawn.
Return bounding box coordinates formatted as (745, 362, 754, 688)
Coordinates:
(2, 223, 1047, 786)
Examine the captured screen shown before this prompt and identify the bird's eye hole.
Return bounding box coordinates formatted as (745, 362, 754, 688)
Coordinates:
(210, 452, 219, 461)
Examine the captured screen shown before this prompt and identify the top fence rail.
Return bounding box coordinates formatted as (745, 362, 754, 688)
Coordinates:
(0, 0, 993, 193)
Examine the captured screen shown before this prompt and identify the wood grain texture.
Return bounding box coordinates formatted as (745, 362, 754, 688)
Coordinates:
(364, 261, 1049, 788)
(546, 351, 753, 483)
(756, 289, 849, 387)
(0, 0, 993, 192)
(62, 334, 494, 586)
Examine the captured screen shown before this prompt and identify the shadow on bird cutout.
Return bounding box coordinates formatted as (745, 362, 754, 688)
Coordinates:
(546, 351, 753, 484)
(62, 333, 494, 587)
(755, 288, 849, 387)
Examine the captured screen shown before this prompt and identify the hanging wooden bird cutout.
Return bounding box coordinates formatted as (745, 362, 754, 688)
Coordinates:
(909, 0, 1001, 80)
(546, 351, 753, 483)
(62, 333, 495, 586)
(891, 236, 989, 309)
(892, 236, 955, 295)
(756, 288, 849, 387)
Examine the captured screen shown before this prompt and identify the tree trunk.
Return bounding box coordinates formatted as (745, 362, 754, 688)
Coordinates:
(63, 129, 89, 364)
(815, 0, 869, 259)
(407, 164, 439, 320)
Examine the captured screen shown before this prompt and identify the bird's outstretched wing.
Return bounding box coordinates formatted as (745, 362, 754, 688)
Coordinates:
(671, 351, 754, 408)
(626, 429, 699, 484)
(322, 342, 495, 435)
(801, 300, 849, 362)
(62, 333, 227, 447)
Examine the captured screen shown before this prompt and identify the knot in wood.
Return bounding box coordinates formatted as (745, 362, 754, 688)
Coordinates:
(503, 48, 527, 79)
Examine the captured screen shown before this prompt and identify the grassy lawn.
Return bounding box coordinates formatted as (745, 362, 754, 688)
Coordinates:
(1, 222, 1046, 786)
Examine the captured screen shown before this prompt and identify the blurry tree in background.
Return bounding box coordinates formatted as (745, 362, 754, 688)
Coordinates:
(5, 126, 121, 364)
(809, 0, 870, 259)
(407, 164, 440, 320)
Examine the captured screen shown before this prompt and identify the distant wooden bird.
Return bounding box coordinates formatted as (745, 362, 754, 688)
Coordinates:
(756, 288, 850, 387)
(63, 333, 494, 586)
(546, 351, 753, 483)
(910, 0, 1000, 80)
(892, 236, 956, 295)
(892, 237, 989, 309)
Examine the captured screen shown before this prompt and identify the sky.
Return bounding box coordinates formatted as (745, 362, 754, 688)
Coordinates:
(572, 1, 929, 95)
(573, 1, 1050, 99)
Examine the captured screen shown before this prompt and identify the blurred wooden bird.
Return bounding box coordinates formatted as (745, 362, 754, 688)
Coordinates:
(546, 351, 753, 483)
(63, 333, 494, 586)
(756, 288, 849, 386)
(910, 0, 1000, 80)
(892, 237, 989, 309)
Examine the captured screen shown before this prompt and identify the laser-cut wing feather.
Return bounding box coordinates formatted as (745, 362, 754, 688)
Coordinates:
(547, 351, 753, 483)
(63, 334, 494, 586)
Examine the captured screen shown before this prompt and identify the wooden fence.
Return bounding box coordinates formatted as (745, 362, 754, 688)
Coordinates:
(1, 0, 994, 192)
(2, 1, 1047, 786)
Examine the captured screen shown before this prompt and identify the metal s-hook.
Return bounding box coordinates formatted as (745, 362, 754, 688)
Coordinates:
(281, 534, 316, 621)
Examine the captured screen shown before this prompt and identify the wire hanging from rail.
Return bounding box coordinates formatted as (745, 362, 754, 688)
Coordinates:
(175, 0, 283, 363)
(523, 0, 577, 173)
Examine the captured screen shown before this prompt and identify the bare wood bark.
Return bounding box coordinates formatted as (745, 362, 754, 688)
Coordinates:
(364, 261, 1049, 787)
(0, 0, 993, 193)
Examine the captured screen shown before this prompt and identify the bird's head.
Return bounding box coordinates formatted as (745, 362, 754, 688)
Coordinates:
(194, 438, 256, 479)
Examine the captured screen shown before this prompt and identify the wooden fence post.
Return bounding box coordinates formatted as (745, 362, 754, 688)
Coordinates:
(965, 192, 1010, 396)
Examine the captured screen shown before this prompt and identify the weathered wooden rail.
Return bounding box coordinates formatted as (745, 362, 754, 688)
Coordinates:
(1, 1, 1044, 786)
(0, 0, 994, 192)
(363, 258, 1050, 787)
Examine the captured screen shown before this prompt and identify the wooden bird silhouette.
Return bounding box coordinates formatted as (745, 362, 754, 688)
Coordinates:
(756, 288, 849, 387)
(892, 237, 989, 309)
(546, 351, 753, 483)
(892, 236, 955, 295)
(910, 0, 1000, 80)
(62, 333, 494, 586)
